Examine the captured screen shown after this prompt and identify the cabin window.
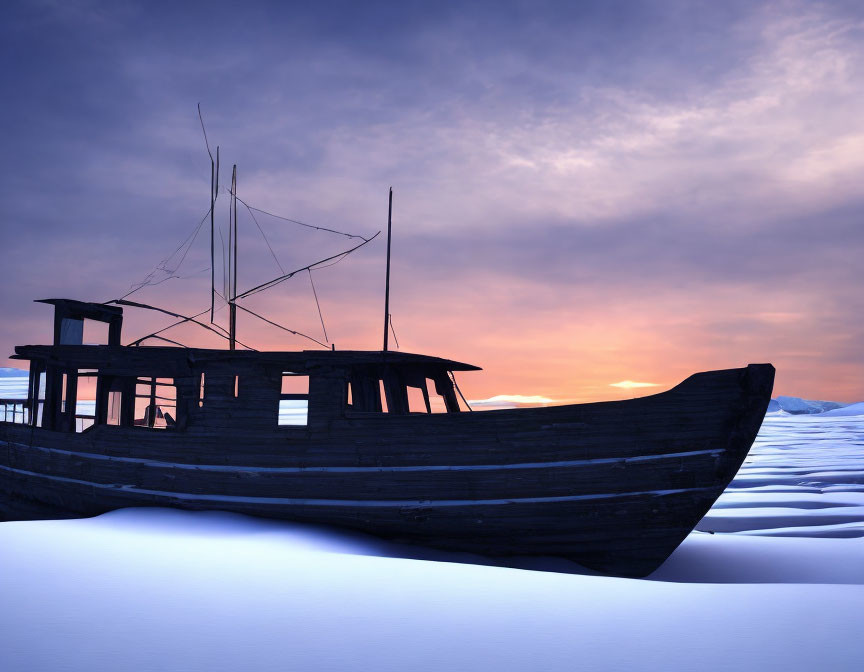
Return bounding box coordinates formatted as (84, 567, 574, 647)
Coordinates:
(34, 369, 46, 426)
(407, 385, 429, 414)
(426, 378, 449, 413)
(74, 369, 98, 432)
(198, 373, 205, 407)
(343, 370, 461, 415)
(234, 375, 240, 398)
(0, 366, 35, 425)
(279, 372, 308, 426)
(107, 379, 123, 426)
(134, 377, 177, 429)
(61, 373, 68, 413)
(59, 318, 84, 345)
(378, 380, 390, 413)
(83, 319, 109, 345)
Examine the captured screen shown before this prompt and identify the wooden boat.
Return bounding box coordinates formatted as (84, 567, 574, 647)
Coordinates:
(0, 299, 773, 577)
(0, 169, 774, 576)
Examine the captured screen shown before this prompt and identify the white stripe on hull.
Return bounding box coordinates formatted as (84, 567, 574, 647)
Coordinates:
(2, 440, 723, 473)
(0, 463, 716, 508)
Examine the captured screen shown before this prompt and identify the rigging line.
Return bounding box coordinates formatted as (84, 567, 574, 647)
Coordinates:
(109, 299, 255, 350)
(242, 253, 349, 298)
(197, 103, 213, 162)
(160, 212, 209, 273)
(131, 334, 189, 348)
(449, 372, 473, 412)
(162, 206, 211, 266)
(388, 314, 399, 349)
(118, 206, 212, 301)
(116, 266, 212, 303)
(235, 231, 381, 300)
(307, 253, 354, 271)
(241, 199, 285, 274)
(227, 190, 370, 241)
(307, 269, 328, 343)
(233, 303, 328, 349)
(219, 222, 228, 302)
(213, 289, 229, 305)
(126, 307, 211, 346)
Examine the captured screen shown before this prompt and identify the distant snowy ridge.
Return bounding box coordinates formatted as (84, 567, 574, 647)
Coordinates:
(769, 396, 849, 415)
(819, 401, 864, 417)
(0, 367, 28, 378)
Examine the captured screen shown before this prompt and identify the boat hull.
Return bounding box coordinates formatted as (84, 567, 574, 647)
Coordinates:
(0, 364, 773, 577)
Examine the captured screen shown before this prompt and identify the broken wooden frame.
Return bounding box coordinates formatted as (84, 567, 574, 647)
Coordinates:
(6, 300, 477, 435)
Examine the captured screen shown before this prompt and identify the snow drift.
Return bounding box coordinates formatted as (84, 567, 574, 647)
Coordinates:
(2, 411, 863, 671)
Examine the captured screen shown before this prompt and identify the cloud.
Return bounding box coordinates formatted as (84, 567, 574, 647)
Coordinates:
(1, 1, 863, 403)
(609, 381, 662, 390)
(469, 394, 558, 409)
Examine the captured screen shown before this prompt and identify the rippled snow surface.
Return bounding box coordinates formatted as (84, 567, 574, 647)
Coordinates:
(1, 407, 863, 672)
(699, 413, 864, 538)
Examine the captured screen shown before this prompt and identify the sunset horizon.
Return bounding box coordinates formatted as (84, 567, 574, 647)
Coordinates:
(2, 1, 862, 404)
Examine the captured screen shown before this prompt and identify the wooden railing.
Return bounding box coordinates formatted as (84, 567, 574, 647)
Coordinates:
(0, 398, 31, 424)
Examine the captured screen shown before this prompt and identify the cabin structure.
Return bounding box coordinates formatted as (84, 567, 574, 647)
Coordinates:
(6, 299, 477, 436)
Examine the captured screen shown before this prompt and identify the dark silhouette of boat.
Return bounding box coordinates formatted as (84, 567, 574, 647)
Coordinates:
(0, 299, 773, 577)
(0, 162, 774, 576)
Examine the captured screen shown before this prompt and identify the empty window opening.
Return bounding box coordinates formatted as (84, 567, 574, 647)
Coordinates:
(35, 370, 46, 427)
(1, 399, 28, 424)
(346, 381, 353, 408)
(234, 375, 239, 398)
(74, 370, 98, 432)
(60, 373, 68, 413)
(107, 379, 123, 426)
(59, 318, 83, 345)
(0, 366, 36, 425)
(83, 319, 109, 345)
(378, 380, 389, 413)
(198, 373, 205, 408)
(134, 377, 177, 429)
(426, 378, 450, 413)
(407, 385, 429, 414)
(279, 372, 309, 426)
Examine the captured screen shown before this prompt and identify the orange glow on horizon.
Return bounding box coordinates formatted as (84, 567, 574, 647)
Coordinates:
(2, 265, 861, 405)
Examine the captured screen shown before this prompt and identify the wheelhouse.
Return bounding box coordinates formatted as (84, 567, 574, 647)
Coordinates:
(3, 299, 479, 434)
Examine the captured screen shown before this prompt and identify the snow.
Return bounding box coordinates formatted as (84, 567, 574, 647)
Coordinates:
(278, 399, 308, 425)
(773, 395, 847, 414)
(820, 401, 864, 417)
(0, 374, 27, 398)
(2, 395, 864, 670)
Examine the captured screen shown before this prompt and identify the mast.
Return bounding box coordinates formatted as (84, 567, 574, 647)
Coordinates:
(210, 146, 219, 322)
(209, 150, 215, 322)
(383, 187, 393, 352)
(229, 164, 237, 350)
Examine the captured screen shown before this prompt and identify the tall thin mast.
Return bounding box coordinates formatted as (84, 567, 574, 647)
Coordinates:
(229, 164, 238, 351)
(209, 153, 215, 321)
(383, 187, 393, 352)
(209, 147, 219, 323)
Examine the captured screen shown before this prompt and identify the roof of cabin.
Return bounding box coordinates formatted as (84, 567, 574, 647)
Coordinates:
(11, 345, 482, 373)
(36, 298, 123, 320)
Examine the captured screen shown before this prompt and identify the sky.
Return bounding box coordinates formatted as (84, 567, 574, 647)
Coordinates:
(1, 0, 863, 403)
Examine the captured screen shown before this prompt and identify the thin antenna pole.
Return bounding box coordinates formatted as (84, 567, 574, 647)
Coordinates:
(229, 164, 238, 351)
(383, 187, 393, 352)
(227, 178, 233, 299)
(209, 150, 216, 322)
